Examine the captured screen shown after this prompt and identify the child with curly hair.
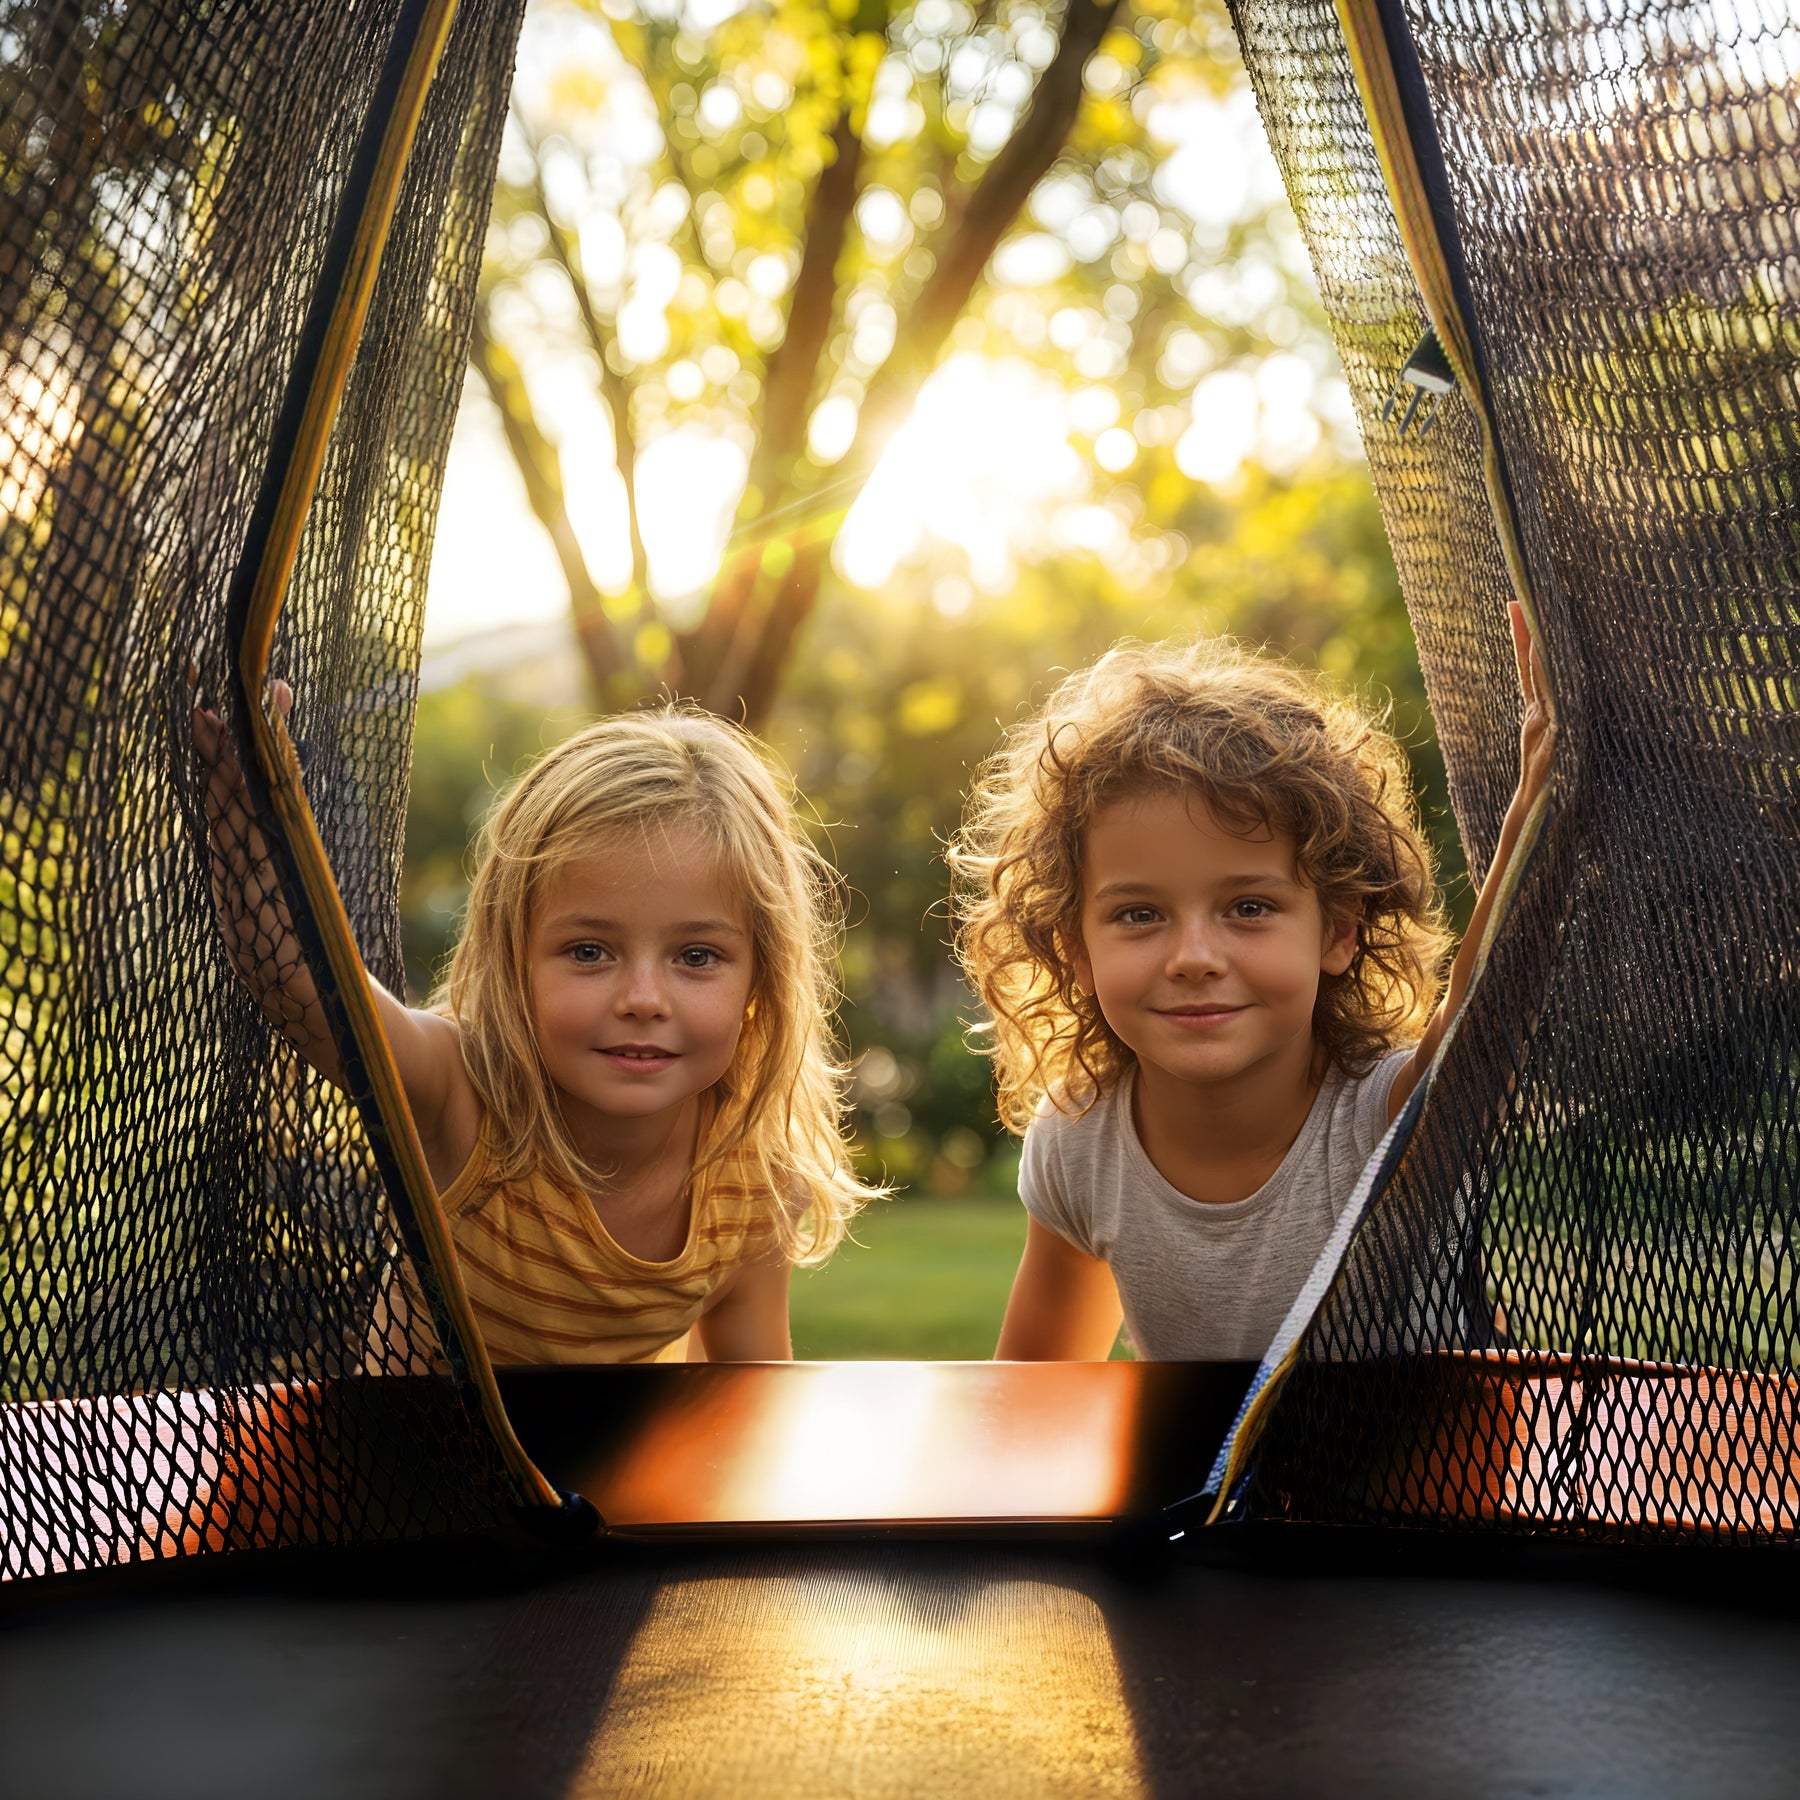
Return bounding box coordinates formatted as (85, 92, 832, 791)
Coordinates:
(952, 607, 1551, 1360)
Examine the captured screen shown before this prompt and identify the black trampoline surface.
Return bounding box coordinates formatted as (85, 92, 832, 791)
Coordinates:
(6, 1537, 1800, 1799)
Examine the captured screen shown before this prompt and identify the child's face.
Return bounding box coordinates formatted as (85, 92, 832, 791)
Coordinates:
(528, 825, 755, 1128)
(1074, 786, 1356, 1094)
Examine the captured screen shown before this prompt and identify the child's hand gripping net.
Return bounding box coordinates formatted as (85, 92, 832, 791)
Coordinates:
(189, 674, 342, 1084)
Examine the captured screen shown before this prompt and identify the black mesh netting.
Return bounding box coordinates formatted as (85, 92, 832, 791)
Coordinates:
(1231, 0, 1800, 1541)
(1, 0, 529, 1580)
(11, 0, 1799, 1579)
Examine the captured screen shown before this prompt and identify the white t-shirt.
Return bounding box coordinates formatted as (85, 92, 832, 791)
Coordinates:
(1018, 1048, 1412, 1360)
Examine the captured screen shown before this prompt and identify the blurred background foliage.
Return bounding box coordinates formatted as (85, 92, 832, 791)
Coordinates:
(412, 0, 1466, 1222)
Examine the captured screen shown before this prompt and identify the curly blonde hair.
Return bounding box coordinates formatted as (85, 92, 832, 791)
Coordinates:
(951, 637, 1451, 1132)
(433, 705, 871, 1264)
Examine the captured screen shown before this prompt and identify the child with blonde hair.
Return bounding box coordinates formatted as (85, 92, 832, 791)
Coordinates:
(193, 695, 869, 1363)
(953, 607, 1551, 1361)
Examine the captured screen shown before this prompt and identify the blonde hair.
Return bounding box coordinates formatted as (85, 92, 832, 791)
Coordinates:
(434, 705, 869, 1263)
(951, 637, 1451, 1132)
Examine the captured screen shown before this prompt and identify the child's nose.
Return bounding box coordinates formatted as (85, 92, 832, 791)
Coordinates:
(615, 960, 671, 1016)
(1166, 917, 1227, 977)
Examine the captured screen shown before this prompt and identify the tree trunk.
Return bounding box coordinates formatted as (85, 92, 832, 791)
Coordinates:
(691, 0, 1122, 719)
(478, 0, 1121, 723)
(733, 539, 829, 730)
(467, 309, 629, 691)
(679, 112, 865, 703)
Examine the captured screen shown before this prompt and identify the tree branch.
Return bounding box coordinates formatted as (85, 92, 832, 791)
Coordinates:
(748, 112, 865, 511)
(515, 119, 652, 614)
(697, 0, 1121, 717)
(606, 19, 732, 279)
(685, 107, 867, 699)
(845, 0, 1123, 472)
(468, 305, 628, 688)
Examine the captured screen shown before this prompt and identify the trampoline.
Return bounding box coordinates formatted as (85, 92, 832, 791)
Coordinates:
(7, 1383, 1800, 1797)
(7, 1361, 1800, 1797)
(8, 0, 1800, 1789)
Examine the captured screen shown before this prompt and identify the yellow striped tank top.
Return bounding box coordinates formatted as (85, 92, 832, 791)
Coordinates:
(430, 1129, 782, 1365)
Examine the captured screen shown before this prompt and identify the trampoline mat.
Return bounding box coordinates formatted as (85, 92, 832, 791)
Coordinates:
(5, 1538, 1800, 1798)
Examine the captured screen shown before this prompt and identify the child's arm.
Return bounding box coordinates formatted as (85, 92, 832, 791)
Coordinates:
(1388, 601, 1555, 1122)
(995, 1219, 1124, 1360)
(190, 680, 469, 1161)
(691, 1253, 794, 1360)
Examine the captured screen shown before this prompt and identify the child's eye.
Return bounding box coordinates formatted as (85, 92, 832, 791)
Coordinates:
(677, 944, 724, 969)
(1114, 905, 1161, 927)
(567, 941, 609, 965)
(1231, 899, 1275, 920)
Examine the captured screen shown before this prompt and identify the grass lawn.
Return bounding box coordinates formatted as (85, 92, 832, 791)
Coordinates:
(790, 1190, 1135, 1359)
(790, 1192, 1027, 1359)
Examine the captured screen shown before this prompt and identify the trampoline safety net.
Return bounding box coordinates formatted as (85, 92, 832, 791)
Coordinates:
(0, 0, 531, 1581)
(6, 0, 1800, 1585)
(1227, 0, 1800, 1542)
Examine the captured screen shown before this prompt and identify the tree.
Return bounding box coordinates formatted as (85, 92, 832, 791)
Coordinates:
(471, 0, 1332, 723)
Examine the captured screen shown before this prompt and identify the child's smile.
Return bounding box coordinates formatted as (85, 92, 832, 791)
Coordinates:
(594, 1042, 682, 1073)
(1157, 1002, 1250, 1029)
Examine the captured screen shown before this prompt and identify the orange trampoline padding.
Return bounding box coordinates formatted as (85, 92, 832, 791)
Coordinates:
(2, 1378, 482, 1580)
(11, 1352, 1795, 1577)
(1265, 1351, 1800, 1539)
(3, 1364, 1251, 1576)
(494, 1361, 1254, 1534)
